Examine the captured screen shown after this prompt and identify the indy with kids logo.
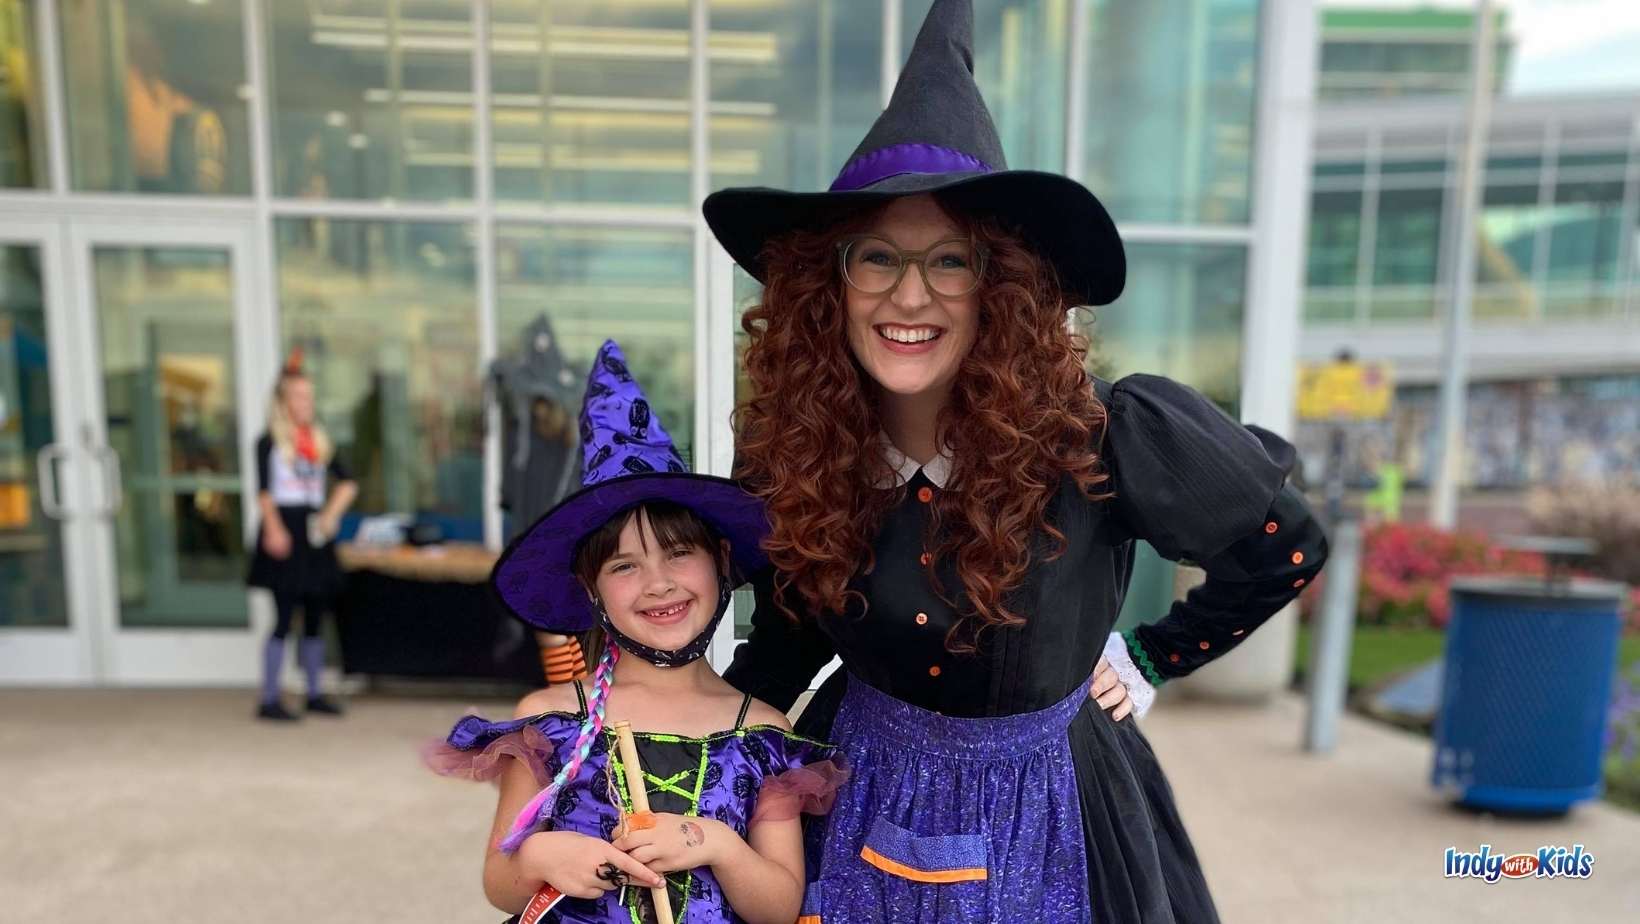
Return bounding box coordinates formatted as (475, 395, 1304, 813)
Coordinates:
(1444, 844, 1597, 883)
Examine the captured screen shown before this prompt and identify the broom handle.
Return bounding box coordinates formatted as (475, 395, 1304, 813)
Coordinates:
(612, 721, 676, 924)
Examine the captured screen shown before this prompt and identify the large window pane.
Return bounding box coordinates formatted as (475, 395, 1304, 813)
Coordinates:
(1471, 181, 1540, 320)
(59, 0, 250, 194)
(711, 0, 882, 193)
(93, 246, 246, 628)
(903, 0, 1068, 175)
(1083, 0, 1259, 224)
(1, 244, 67, 626)
(1369, 185, 1444, 321)
(495, 224, 694, 470)
(0, 0, 47, 188)
(1307, 189, 1363, 288)
(491, 0, 689, 206)
(277, 220, 481, 535)
(1079, 243, 1247, 409)
(270, 1, 473, 202)
(1543, 176, 1625, 319)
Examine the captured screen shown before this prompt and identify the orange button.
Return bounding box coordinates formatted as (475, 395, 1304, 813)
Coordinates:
(928, 665, 942, 677)
(1291, 551, 1305, 565)
(1168, 653, 1181, 664)
(917, 486, 934, 503)
(915, 613, 929, 625)
(919, 552, 931, 566)
(1264, 521, 1279, 534)
(1198, 641, 1211, 650)
(1293, 578, 1307, 588)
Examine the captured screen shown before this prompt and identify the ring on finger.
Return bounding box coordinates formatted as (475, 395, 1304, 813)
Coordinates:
(596, 861, 628, 888)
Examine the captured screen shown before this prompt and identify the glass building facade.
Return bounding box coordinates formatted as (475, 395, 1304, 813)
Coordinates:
(1, 0, 1299, 682)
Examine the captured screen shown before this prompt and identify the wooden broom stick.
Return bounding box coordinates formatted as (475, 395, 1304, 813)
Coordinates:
(611, 720, 675, 924)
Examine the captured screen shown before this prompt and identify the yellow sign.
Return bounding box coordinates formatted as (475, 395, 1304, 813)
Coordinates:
(1298, 360, 1393, 421)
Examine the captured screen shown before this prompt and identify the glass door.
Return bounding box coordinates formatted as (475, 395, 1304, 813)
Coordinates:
(68, 219, 266, 683)
(0, 219, 99, 683)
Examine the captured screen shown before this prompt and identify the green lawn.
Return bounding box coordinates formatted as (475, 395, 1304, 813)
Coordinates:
(1293, 626, 1640, 693)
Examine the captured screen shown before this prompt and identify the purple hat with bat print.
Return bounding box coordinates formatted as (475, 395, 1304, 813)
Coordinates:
(490, 339, 770, 632)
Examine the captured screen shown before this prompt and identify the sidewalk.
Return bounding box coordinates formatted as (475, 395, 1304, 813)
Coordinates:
(2, 688, 1636, 922)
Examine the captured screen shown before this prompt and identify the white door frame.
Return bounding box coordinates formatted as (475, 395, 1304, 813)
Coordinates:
(65, 216, 270, 685)
(0, 217, 104, 684)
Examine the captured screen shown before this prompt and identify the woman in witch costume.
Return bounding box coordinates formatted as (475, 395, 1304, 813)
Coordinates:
(428, 341, 848, 923)
(705, 2, 1329, 922)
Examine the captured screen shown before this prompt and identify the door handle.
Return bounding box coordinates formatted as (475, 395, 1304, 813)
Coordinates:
(35, 443, 70, 520)
(94, 445, 124, 516)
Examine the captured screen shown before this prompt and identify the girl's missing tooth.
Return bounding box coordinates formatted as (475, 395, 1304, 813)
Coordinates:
(427, 340, 846, 924)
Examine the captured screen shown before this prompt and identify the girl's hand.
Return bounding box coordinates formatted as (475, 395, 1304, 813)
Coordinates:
(516, 830, 664, 899)
(1090, 656, 1134, 722)
(611, 813, 725, 874)
(263, 522, 292, 560)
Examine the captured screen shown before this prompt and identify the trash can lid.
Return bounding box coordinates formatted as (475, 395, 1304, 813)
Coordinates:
(1448, 575, 1628, 606)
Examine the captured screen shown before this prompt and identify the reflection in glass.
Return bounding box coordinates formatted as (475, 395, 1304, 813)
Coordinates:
(1, 245, 68, 627)
(711, 0, 882, 192)
(93, 247, 246, 628)
(1369, 186, 1443, 321)
(1084, 0, 1258, 224)
(491, 0, 689, 205)
(0, 0, 47, 188)
(277, 219, 481, 534)
(497, 224, 694, 466)
(269, 0, 472, 201)
(1473, 183, 1539, 320)
(1080, 244, 1247, 410)
(903, 0, 1067, 175)
(1544, 177, 1625, 318)
(60, 0, 249, 194)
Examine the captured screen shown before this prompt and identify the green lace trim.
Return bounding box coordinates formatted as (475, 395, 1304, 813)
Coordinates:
(1122, 628, 1167, 688)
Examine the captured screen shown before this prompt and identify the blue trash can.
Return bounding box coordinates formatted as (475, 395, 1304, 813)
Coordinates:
(1432, 576, 1626, 813)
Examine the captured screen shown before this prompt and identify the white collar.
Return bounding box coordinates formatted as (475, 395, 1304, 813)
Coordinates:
(878, 434, 953, 489)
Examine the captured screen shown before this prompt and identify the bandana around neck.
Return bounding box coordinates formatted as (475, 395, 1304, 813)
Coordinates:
(597, 577, 733, 668)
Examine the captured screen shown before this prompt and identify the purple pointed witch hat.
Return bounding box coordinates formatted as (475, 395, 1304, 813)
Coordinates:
(490, 340, 769, 632)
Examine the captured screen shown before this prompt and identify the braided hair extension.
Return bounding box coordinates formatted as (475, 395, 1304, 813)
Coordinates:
(497, 633, 621, 854)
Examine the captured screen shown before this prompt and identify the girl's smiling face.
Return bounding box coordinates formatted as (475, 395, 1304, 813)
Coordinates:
(591, 507, 723, 654)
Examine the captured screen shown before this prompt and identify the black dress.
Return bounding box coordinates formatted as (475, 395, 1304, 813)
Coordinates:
(724, 374, 1329, 923)
(246, 433, 351, 600)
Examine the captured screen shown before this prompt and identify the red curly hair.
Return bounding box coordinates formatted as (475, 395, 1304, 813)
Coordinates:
(733, 195, 1112, 652)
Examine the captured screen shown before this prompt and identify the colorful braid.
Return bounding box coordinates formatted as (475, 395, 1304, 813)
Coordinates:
(498, 634, 621, 854)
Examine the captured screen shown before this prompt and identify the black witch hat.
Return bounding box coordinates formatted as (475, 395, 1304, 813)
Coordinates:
(703, 0, 1124, 306)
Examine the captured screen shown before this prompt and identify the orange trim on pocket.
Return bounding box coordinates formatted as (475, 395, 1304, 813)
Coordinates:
(859, 845, 989, 884)
(796, 916, 822, 924)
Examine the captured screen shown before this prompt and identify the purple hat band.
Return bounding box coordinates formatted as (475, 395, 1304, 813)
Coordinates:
(829, 142, 994, 192)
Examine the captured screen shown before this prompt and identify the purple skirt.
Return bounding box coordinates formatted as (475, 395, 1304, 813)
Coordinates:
(802, 673, 1092, 923)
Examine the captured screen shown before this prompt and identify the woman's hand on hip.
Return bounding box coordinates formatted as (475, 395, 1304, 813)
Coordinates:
(1090, 656, 1134, 721)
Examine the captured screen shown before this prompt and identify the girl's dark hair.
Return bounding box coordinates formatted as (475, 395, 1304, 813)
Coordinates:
(571, 500, 728, 596)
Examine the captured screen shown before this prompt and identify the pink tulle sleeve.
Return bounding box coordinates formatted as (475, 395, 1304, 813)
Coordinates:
(422, 722, 560, 787)
(750, 756, 851, 824)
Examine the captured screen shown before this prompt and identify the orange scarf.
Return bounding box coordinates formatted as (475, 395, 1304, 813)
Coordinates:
(294, 425, 319, 464)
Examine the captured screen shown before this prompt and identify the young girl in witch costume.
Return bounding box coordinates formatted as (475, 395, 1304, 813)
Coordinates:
(428, 340, 846, 924)
(705, 2, 1329, 921)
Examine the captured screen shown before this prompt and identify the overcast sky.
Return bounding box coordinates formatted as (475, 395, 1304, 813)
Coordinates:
(1324, 0, 1640, 95)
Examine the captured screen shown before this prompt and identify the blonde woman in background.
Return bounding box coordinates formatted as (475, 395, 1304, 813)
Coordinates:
(247, 358, 358, 721)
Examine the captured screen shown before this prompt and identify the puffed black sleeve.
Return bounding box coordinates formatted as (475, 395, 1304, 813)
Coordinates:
(1099, 374, 1329, 685)
(255, 433, 274, 495)
(721, 563, 836, 713)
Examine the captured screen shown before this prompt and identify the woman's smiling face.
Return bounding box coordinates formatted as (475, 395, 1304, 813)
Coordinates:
(843, 195, 980, 400)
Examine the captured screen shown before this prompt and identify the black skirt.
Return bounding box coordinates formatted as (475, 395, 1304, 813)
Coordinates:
(246, 505, 343, 599)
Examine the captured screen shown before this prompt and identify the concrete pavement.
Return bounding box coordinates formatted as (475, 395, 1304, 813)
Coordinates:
(2, 688, 1636, 922)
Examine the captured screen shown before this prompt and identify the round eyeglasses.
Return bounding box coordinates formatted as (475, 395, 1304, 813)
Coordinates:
(837, 235, 988, 298)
